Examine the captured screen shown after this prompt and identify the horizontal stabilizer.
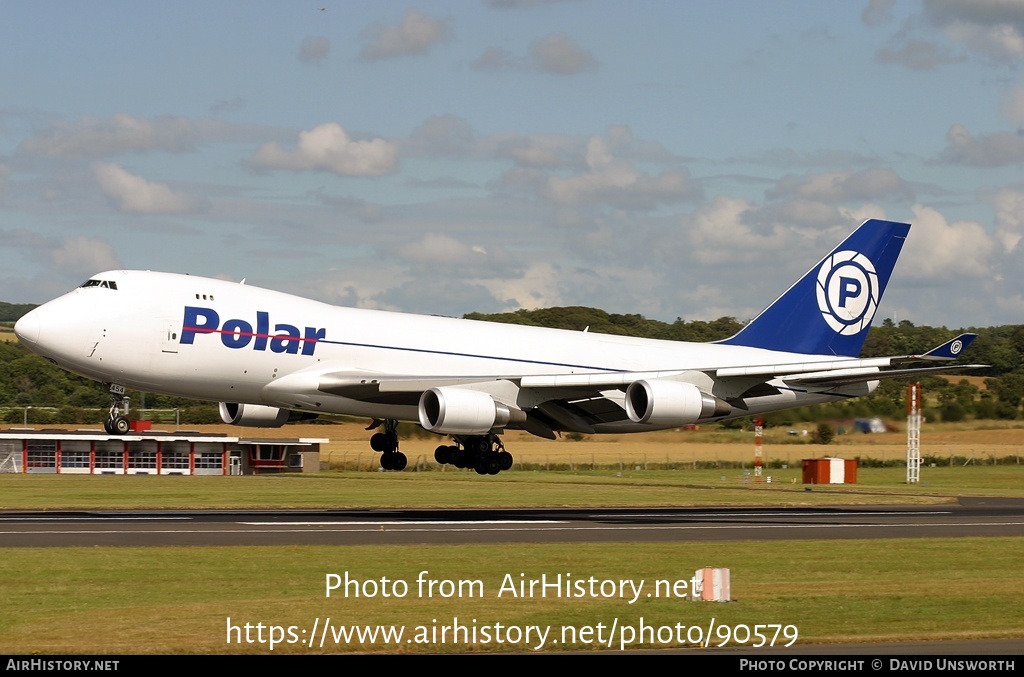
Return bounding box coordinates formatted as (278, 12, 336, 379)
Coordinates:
(917, 333, 977, 360)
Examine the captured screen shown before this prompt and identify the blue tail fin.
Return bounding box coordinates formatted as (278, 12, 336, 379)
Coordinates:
(718, 219, 910, 357)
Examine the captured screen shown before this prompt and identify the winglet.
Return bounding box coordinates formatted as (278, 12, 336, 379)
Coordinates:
(718, 219, 910, 357)
(917, 333, 977, 361)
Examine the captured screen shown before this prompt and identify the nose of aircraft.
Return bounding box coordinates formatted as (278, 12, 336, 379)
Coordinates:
(14, 309, 40, 344)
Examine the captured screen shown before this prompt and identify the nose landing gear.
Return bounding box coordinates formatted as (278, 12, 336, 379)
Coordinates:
(104, 384, 131, 435)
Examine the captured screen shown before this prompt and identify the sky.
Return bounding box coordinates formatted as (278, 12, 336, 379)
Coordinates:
(3, 0, 1024, 330)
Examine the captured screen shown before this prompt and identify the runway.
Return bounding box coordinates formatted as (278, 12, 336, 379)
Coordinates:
(2, 497, 1021, 547)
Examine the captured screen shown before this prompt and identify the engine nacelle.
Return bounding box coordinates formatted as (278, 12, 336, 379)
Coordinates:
(219, 402, 317, 428)
(418, 387, 525, 435)
(625, 380, 732, 426)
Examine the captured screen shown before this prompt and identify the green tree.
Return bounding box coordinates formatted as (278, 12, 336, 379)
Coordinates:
(811, 423, 834, 445)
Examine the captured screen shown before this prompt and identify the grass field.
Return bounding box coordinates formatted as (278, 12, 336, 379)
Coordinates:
(0, 538, 1020, 654)
(2, 419, 1021, 510)
(1, 465, 1022, 510)
(240, 418, 1022, 472)
(6, 418, 1023, 469)
(1, 420, 1021, 654)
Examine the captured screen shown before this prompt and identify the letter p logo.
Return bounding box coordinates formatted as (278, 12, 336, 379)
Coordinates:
(816, 251, 879, 336)
(838, 276, 862, 308)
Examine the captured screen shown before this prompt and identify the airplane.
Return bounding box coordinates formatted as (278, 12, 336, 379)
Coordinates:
(13, 218, 983, 475)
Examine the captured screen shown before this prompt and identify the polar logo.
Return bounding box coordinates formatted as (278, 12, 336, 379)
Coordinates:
(950, 339, 963, 355)
(815, 250, 879, 336)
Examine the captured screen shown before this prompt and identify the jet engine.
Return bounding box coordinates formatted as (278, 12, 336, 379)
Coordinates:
(219, 402, 317, 428)
(625, 379, 732, 426)
(418, 386, 526, 435)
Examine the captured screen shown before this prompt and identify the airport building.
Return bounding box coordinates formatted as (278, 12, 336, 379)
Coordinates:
(0, 428, 326, 476)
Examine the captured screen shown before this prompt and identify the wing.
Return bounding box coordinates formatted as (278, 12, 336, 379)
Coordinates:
(262, 333, 985, 438)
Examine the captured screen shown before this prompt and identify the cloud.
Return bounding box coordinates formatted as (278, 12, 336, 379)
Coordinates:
(988, 187, 1024, 251)
(406, 114, 479, 157)
(393, 232, 518, 279)
(93, 163, 195, 214)
(504, 135, 578, 168)
(19, 114, 202, 159)
(486, 0, 580, 7)
(874, 1, 1024, 70)
(471, 33, 597, 75)
(0, 229, 122, 288)
(875, 38, 965, 70)
(942, 22, 1024, 62)
(767, 168, 914, 203)
(375, 278, 511, 316)
(359, 8, 451, 60)
(470, 47, 521, 72)
(924, 0, 1024, 62)
(753, 200, 846, 229)
(684, 196, 794, 265)
(900, 204, 997, 279)
(250, 123, 398, 176)
(541, 134, 698, 209)
(941, 123, 1024, 166)
(481, 262, 566, 310)
(299, 35, 331, 64)
(407, 113, 571, 166)
(746, 147, 880, 168)
(862, 0, 897, 27)
(395, 233, 485, 265)
(529, 34, 598, 74)
(48, 236, 122, 278)
(210, 97, 246, 115)
(406, 116, 676, 172)
(1000, 80, 1024, 126)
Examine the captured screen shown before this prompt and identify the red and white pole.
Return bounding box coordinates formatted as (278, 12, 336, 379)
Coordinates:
(754, 416, 764, 480)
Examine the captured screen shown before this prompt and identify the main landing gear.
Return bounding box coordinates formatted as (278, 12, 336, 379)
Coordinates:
(367, 419, 407, 471)
(365, 422, 515, 474)
(434, 434, 514, 475)
(103, 384, 131, 435)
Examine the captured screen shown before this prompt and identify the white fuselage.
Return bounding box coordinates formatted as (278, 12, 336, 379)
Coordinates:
(15, 270, 870, 432)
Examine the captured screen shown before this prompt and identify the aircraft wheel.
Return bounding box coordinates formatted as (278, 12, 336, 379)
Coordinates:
(103, 418, 114, 435)
(485, 456, 501, 475)
(496, 451, 513, 471)
(474, 459, 489, 475)
(434, 445, 451, 465)
(370, 432, 387, 452)
(380, 453, 393, 470)
(392, 452, 407, 471)
(113, 416, 130, 435)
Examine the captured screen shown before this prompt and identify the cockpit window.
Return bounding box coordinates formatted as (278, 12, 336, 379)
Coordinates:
(80, 279, 118, 290)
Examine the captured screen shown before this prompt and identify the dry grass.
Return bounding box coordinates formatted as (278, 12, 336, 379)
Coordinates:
(4, 420, 1023, 467)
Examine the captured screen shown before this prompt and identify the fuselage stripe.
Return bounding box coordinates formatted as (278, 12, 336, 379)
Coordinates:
(316, 337, 627, 372)
(182, 326, 317, 342)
